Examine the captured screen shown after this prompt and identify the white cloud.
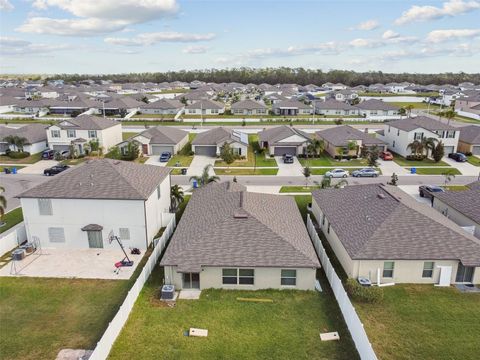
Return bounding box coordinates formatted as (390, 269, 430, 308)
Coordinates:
(426, 29, 480, 42)
(245, 42, 341, 58)
(0, 0, 14, 11)
(0, 36, 71, 55)
(349, 38, 384, 48)
(349, 34, 418, 48)
(395, 0, 480, 25)
(104, 32, 216, 46)
(18, 0, 179, 36)
(354, 19, 380, 31)
(382, 30, 399, 40)
(182, 45, 209, 54)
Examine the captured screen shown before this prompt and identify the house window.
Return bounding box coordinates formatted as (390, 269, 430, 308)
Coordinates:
(393, 140, 396, 148)
(119, 228, 130, 240)
(222, 269, 237, 284)
(327, 223, 330, 234)
(281, 269, 297, 286)
(414, 132, 423, 140)
(239, 269, 255, 285)
(397, 129, 400, 136)
(422, 262, 434, 278)
(67, 129, 76, 138)
(383, 261, 395, 278)
(38, 199, 52, 215)
(88, 130, 97, 138)
(157, 185, 161, 199)
(322, 214, 325, 225)
(388, 126, 391, 133)
(446, 131, 455, 139)
(48, 227, 65, 243)
(222, 268, 254, 285)
(51, 130, 60, 138)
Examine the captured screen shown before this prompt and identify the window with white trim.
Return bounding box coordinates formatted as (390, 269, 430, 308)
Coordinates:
(222, 268, 254, 285)
(67, 129, 76, 138)
(281, 269, 297, 286)
(88, 130, 97, 138)
(383, 261, 394, 278)
(422, 261, 434, 278)
(48, 227, 65, 243)
(119, 228, 130, 240)
(51, 130, 60, 138)
(38, 199, 53, 215)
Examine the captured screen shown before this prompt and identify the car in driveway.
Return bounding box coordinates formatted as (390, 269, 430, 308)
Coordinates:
(352, 168, 379, 177)
(159, 152, 172, 162)
(44, 164, 70, 176)
(419, 184, 445, 198)
(283, 154, 294, 164)
(448, 152, 467, 162)
(325, 169, 349, 178)
(380, 151, 393, 161)
(41, 149, 55, 160)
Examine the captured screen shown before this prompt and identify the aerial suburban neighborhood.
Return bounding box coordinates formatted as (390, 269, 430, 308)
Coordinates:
(1, 0, 480, 360)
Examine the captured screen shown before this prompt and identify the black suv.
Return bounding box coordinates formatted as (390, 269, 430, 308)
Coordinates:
(44, 165, 70, 176)
(283, 154, 294, 164)
(419, 185, 444, 199)
(448, 152, 467, 162)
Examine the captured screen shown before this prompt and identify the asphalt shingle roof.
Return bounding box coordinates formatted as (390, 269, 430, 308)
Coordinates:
(161, 182, 320, 272)
(312, 184, 480, 266)
(231, 99, 267, 110)
(386, 116, 456, 132)
(258, 126, 310, 145)
(316, 125, 386, 146)
(356, 99, 399, 111)
(134, 126, 188, 145)
(192, 127, 248, 146)
(458, 125, 480, 144)
(18, 159, 170, 200)
(432, 187, 480, 224)
(0, 123, 48, 144)
(55, 115, 119, 130)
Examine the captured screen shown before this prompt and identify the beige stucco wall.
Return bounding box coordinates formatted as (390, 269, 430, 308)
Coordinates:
(432, 197, 480, 239)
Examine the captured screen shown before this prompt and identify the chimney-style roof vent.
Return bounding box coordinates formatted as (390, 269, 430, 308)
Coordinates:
(377, 193, 386, 199)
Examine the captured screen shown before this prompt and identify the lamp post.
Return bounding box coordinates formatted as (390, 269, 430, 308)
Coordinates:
(254, 150, 257, 174)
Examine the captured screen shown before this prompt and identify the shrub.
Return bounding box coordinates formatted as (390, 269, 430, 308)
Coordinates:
(465, 152, 473, 156)
(406, 154, 425, 161)
(345, 278, 384, 304)
(8, 151, 30, 159)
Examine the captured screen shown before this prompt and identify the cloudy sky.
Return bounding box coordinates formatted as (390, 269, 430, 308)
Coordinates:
(0, 0, 479, 74)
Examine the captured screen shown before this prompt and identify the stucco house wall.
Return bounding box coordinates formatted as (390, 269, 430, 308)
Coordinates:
(432, 197, 480, 239)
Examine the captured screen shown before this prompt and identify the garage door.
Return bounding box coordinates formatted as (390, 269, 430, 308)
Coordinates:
(444, 146, 454, 155)
(274, 146, 297, 156)
(472, 146, 480, 155)
(52, 145, 70, 152)
(194, 145, 217, 156)
(151, 145, 174, 155)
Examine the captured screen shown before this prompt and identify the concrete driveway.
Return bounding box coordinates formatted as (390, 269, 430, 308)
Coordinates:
(443, 157, 480, 176)
(145, 156, 168, 167)
(275, 156, 303, 176)
(378, 159, 410, 176)
(398, 185, 433, 206)
(187, 155, 216, 177)
(17, 160, 58, 175)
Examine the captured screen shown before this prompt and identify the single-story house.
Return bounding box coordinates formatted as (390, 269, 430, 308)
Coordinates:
(272, 100, 312, 116)
(138, 99, 184, 115)
(12, 99, 49, 114)
(327, 90, 358, 102)
(314, 99, 360, 116)
(185, 99, 225, 115)
(0, 123, 49, 154)
(18, 159, 171, 250)
(161, 181, 320, 290)
(312, 184, 480, 285)
(431, 181, 480, 239)
(47, 115, 122, 154)
(121, 126, 189, 156)
(377, 116, 460, 157)
(230, 99, 268, 115)
(191, 127, 248, 157)
(258, 125, 311, 156)
(315, 125, 386, 158)
(457, 125, 480, 155)
(355, 99, 399, 117)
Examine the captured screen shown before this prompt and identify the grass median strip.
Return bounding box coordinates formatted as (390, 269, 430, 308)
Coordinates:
(467, 155, 480, 166)
(408, 167, 462, 175)
(214, 168, 278, 175)
(280, 186, 321, 193)
(393, 155, 449, 167)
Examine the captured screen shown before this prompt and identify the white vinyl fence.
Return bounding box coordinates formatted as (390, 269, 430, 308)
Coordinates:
(0, 222, 27, 257)
(89, 213, 177, 360)
(307, 214, 377, 360)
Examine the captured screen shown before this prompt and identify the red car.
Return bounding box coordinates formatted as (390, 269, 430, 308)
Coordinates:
(380, 151, 393, 160)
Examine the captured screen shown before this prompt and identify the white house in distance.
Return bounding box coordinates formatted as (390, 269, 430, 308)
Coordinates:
(377, 116, 459, 157)
(185, 99, 225, 115)
(0, 123, 48, 155)
(122, 126, 189, 156)
(18, 159, 171, 250)
(47, 115, 122, 154)
(161, 182, 320, 290)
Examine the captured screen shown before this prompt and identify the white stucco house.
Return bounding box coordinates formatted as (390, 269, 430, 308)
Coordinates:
(18, 159, 171, 250)
(121, 126, 189, 156)
(258, 125, 311, 156)
(191, 127, 248, 158)
(161, 182, 320, 290)
(47, 115, 122, 154)
(185, 99, 225, 115)
(0, 123, 48, 155)
(377, 116, 459, 157)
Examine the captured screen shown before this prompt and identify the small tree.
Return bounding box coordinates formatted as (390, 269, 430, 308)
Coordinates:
(189, 164, 219, 187)
(219, 142, 237, 171)
(105, 146, 121, 159)
(442, 169, 456, 186)
(302, 166, 311, 187)
(432, 141, 445, 162)
(387, 173, 399, 186)
(170, 185, 184, 212)
(334, 118, 343, 125)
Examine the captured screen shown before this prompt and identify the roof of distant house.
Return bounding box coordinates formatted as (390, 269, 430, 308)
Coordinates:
(53, 115, 119, 130)
(140, 98, 183, 110)
(230, 99, 267, 110)
(356, 99, 399, 111)
(386, 116, 456, 132)
(0, 123, 48, 144)
(161, 181, 320, 272)
(185, 99, 224, 110)
(133, 126, 188, 145)
(258, 125, 310, 145)
(431, 187, 480, 224)
(315, 125, 385, 146)
(458, 125, 480, 144)
(192, 127, 248, 146)
(18, 159, 170, 200)
(314, 99, 357, 110)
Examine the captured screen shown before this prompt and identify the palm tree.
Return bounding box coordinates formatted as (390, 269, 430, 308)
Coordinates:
(0, 186, 6, 224)
(308, 137, 325, 157)
(170, 185, 184, 212)
(421, 137, 437, 158)
(442, 169, 456, 186)
(3, 135, 27, 152)
(443, 109, 456, 125)
(189, 164, 219, 187)
(407, 140, 424, 156)
(405, 104, 414, 117)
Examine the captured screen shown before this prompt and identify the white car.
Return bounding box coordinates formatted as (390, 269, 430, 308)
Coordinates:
(325, 168, 349, 178)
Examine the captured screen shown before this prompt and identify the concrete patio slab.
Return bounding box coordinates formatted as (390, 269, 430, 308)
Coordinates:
(398, 185, 433, 206)
(378, 159, 411, 176)
(179, 289, 202, 299)
(0, 248, 142, 280)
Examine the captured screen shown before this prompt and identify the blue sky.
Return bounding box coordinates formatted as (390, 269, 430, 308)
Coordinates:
(0, 0, 479, 74)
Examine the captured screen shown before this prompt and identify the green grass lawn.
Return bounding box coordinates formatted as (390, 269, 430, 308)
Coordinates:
(167, 134, 196, 167)
(353, 285, 480, 360)
(299, 155, 368, 167)
(60, 157, 88, 166)
(392, 154, 449, 167)
(293, 195, 312, 222)
(214, 168, 278, 175)
(442, 185, 470, 191)
(467, 155, 480, 166)
(0, 208, 23, 234)
(280, 186, 320, 193)
(385, 102, 440, 109)
(215, 135, 278, 167)
(122, 132, 138, 141)
(121, 119, 383, 126)
(0, 165, 26, 172)
(0, 152, 42, 164)
(410, 167, 461, 175)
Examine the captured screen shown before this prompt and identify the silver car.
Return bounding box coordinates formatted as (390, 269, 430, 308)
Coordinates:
(325, 168, 349, 178)
(352, 168, 380, 177)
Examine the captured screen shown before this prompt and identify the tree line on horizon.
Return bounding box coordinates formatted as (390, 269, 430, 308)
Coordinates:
(44, 67, 480, 86)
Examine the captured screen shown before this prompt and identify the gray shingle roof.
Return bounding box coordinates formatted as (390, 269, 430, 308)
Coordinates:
(55, 115, 119, 130)
(432, 188, 480, 224)
(231, 99, 267, 110)
(258, 126, 310, 145)
(185, 99, 224, 110)
(192, 127, 248, 146)
(458, 125, 480, 144)
(140, 98, 183, 110)
(273, 100, 312, 109)
(0, 123, 48, 144)
(386, 116, 456, 132)
(316, 125, 386, 147)
(161, 182, 320, 272)
(134, 126, 188, 145)
(356, 99, 399, 111)
(314, 99, 357, 111)
(18, 159, 170, 200)
(312, 184, 480, 266)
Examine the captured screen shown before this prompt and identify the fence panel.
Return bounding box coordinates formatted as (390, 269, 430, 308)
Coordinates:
(0, 222, 27, 257)
(307, 215, 377, 360)
(89, 215, 177, 360)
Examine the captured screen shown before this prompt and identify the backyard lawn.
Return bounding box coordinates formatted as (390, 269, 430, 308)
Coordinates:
(392, 154, 449, 167)
(214, 168, 278, 175)
(298, 155, 367, 167)
(467, 155, 480, 166)
(354, 285, 480, 360)
(0, 152, 42, 164)
(215, 134, 278, 167)
(411, 167, 461, 175)
(0, 208, 23, 234)
(122, 132, 138, 141)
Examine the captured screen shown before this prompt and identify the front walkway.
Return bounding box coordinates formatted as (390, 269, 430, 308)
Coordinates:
(275, 156, 303, 176)
(187, 155, 216, 177)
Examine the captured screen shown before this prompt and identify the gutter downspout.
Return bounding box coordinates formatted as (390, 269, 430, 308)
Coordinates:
(143, 200, 149, 249)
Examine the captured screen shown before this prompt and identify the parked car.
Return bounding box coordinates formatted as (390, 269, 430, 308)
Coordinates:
(283, 154, 294, 164)
(41, 149, 55, 160)
(380, 151, 393, 161)
(58, 150, 70, 159)
(159, 152, 172, 162)
(325, 168, 349, 178)
(44, 164, 70, 176)
(419, 185, 445, 198)
(352, 168, 379, 177)
(448, 152, 467, 162)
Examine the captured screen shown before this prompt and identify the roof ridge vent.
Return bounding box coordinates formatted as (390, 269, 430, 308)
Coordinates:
(377, 193, 386, 199)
